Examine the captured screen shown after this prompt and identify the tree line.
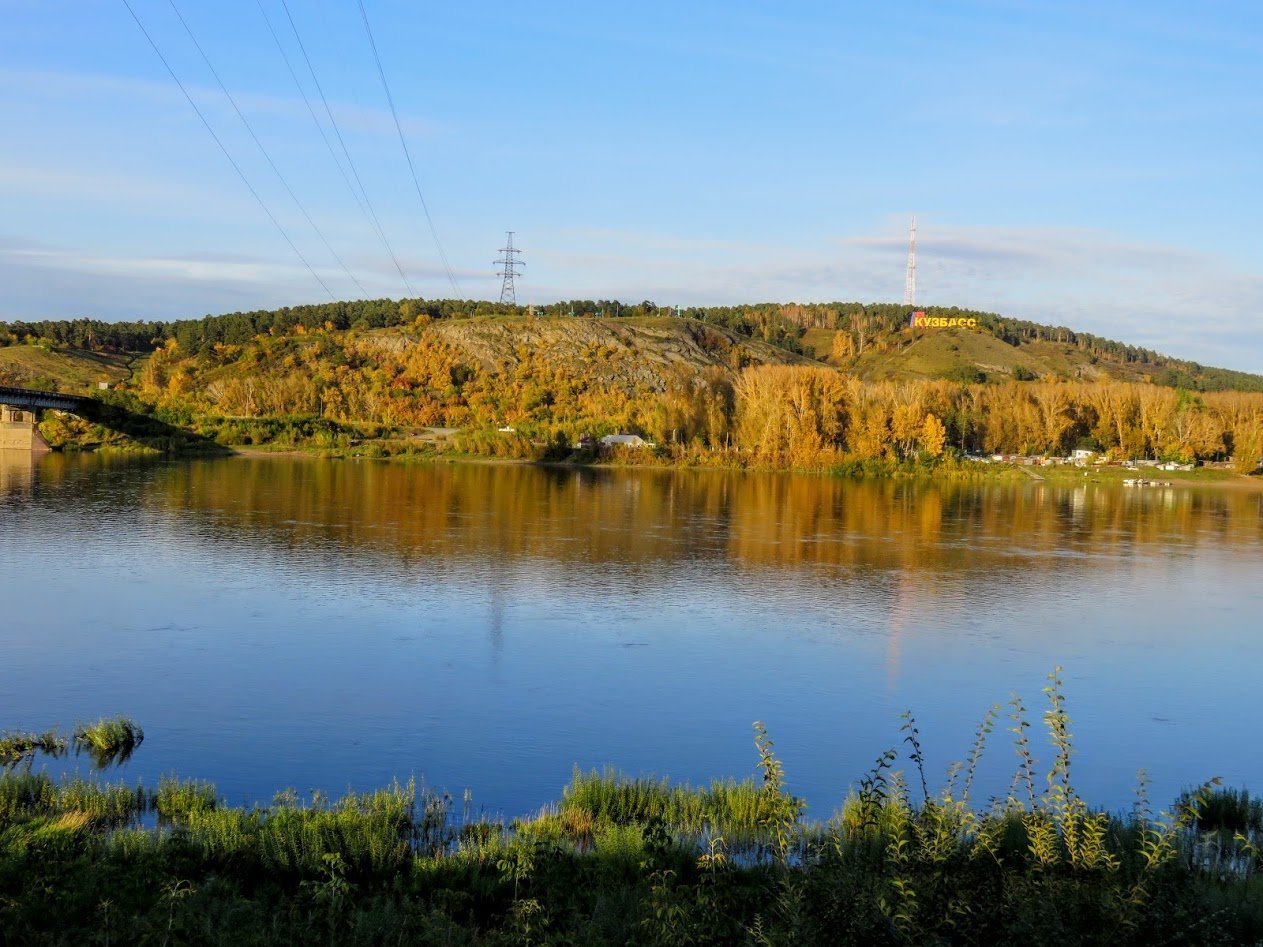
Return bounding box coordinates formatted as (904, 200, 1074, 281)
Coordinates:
(7, 297, 1260, 393)
(132, 321, 1263, 472)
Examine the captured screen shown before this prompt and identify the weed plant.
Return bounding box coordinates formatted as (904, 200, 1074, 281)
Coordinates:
(0, 730, 65, 766)
(4, 672, 1263, 944)
(73, 716, 143, 768)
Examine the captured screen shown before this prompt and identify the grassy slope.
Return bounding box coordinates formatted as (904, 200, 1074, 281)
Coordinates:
(855, 327, 1051, 381)
(10, 309, 1263, 408)
(0, 344, 134, 391)
(803, 323, 1260, 387)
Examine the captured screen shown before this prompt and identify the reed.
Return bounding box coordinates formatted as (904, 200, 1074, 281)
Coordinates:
(1186, 786, 1263, 835)
(154, 776, 217, 821)
(55, 777, 147, 827)
(4, 678, 1263, 943)
(558, 765, 795, 840)
(72, 717, 144, 767)
(0, 770, 56, 820)
(0, 729, 66, 764)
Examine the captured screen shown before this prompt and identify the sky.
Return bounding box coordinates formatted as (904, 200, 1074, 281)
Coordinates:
(2, 1, 1261, 371)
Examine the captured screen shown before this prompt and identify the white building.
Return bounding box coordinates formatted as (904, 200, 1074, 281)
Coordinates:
(599, 434, 649, 449)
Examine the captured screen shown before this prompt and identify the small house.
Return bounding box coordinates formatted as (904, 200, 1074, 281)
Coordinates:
(599, 434, 649, 449)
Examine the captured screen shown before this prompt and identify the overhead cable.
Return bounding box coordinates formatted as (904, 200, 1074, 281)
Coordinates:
(167, 0, 368, 297)
(356, 0, 461, 295)
(254, 0, 368, 221)
(121, 0, 336, 301)
(277, 0, 416, 297)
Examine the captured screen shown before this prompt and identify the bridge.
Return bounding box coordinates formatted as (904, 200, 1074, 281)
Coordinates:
(0, 385, 92, 451)
(0, 384, 91, 413)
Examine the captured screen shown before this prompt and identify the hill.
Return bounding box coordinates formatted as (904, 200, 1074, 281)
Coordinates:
(778, 302, 1263, 390)
(0, 343, 135, 391)
(128, 315, 815, 447)
(4, 298, 1261, 394)
(4, 301, 1263, 470)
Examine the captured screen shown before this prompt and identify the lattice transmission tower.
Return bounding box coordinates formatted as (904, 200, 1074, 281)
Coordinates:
(494, 231, 524, 305)
(903, 215, 917, 308)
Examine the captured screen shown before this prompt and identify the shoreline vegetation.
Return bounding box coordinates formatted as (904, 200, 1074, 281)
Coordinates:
(4, 674, 1263, 944)
(35, 426, 1263, 494)
(2, 302, 1261, 482)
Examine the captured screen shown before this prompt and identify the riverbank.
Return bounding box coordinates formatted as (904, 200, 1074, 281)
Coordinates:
(222, 439, 1263, 494)
(3, 745, 1261, 944)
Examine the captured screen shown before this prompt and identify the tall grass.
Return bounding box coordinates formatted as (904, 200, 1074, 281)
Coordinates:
(558, 766, 798, 843)
(4, 677, 1263, 943)
(73, 716, 144, 767)
(154, 776, 217, 820)
(183, 780, 420, 878)
(0, 729, 65, 765)
(0, 770, 144, 827)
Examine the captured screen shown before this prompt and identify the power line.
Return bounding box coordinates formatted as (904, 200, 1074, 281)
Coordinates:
(356, 0, 461, 296)
(277, 0, 415, 297)
(167, 0, 368, 297)
(121, 0, 335, 301)
(254, 0, 365, 220)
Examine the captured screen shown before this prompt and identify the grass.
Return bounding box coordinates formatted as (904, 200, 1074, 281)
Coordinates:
(154, 776, 218, 821)
(0, 344, 132, 392)
(1037, 462, 1246, 487)
(0, 730, 65, 765)
(73, 716, 144, 768)
(4, 680, 1263, 943)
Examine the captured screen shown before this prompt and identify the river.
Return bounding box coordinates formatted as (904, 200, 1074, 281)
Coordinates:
(2, 451, 1261, 819)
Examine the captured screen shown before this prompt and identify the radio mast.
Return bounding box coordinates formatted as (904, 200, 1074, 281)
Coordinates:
(494, 231, 523, 305)
(903, 215, 917, 308)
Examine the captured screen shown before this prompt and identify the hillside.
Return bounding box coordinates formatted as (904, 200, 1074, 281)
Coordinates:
(5, 298, 1262, 395)
(122, 315, 819, 448)
(4, 302, 1263, 470)
(0, 344, 135, 391)
(786, 303, 1263, 390)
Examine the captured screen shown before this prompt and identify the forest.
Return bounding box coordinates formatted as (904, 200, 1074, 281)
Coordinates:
(5, 296, 1262, 393)
(5, 301, 1263, 471)
(115, 320, 1263, 472)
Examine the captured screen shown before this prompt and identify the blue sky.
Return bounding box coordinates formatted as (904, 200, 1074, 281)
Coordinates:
(2, 1, 1261, 370)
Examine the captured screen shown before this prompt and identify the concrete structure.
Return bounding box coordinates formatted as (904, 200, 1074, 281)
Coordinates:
(0, 406, 50, 452)
(0, 385, 90, 452)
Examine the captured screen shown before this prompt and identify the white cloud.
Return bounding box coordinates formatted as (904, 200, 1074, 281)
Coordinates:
(524, 221, 1263, 372)
(0, 161, 202, 205)
(2, 221, 1261, 374)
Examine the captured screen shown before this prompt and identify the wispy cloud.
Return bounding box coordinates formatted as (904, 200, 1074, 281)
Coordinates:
(3, 221, 1261, 374)
(1, 66, 444, 139)
(527, 221, 1263, 372)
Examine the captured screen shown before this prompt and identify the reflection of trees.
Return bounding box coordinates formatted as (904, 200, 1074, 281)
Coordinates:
(133, 459, 1262, 590)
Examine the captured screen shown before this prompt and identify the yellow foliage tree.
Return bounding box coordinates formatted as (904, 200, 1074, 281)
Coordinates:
(922, 413, 947, 458)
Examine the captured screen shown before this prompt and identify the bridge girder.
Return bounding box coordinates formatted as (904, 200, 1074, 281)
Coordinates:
(0, 385, 90, 414)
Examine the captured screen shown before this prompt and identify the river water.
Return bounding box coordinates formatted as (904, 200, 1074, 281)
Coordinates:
(2, 451, 1261, 819)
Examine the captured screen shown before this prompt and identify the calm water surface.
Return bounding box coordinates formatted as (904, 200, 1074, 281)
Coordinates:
(2, 452, 1261, 818)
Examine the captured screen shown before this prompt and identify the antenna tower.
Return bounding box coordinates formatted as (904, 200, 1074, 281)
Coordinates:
(494, 231, 524, 305)
(903, 215, 917, 308)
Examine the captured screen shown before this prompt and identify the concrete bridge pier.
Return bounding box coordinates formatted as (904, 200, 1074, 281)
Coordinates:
(0, 405, 50, 452)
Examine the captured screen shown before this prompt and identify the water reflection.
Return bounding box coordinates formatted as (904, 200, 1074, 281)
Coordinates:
(3, 454, 1262, 818)
(0, 449, 36, 498)
(120, 458, 1261, 575)
(0, 728, 141, 772)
